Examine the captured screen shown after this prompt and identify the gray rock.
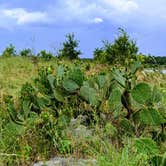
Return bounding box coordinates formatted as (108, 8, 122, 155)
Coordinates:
(33, 157, 97, 166)
(162, 69, 166, 74)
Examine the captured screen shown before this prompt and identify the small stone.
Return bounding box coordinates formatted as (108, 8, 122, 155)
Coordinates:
(33, 157, 97, 166)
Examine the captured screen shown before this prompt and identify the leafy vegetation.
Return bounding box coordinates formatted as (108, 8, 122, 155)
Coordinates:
(2, 44, 17, 57)
(20, 48, 33, 57)
(94, 28, 138, 65)
(37, 50, 53, 61)
(0, 29, 165, 166)
(58, 33, 81, 60)
(144, 55, 166, 67)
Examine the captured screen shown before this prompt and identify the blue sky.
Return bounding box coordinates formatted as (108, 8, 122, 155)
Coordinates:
(0, 0, 166, 58)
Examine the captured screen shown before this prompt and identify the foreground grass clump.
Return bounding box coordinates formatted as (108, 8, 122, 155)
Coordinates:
(0, 56, 165, 166)
(0, 56, 35, 96)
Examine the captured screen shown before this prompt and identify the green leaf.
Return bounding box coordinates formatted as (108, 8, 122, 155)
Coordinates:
(7, 102, 18, 121)
(3, 122, 25, 138)
(151, 85, 162, 103)
(134, 137, 160, 156)
(161, 152, 166, 166)
(109, 89, 122, 112)
(63, 79, 79, 92)
(37, 97, 51, 109)
(97, 75, 106, 89)
(120, 118, 134, 135)
(131, 83, 151, 104)
(53, 88, 65, 102)
(47, 74, 55, 89)
(80, 84, 99, 106)
(7, 102, 23, 125)
(57, 65, 64, 78)
(111, 69, 126, 88)
(22, 100, 31, 118)
(140, 109, 166, 125)
(68, 67, 84, 86)
(131, 61, 141, 74)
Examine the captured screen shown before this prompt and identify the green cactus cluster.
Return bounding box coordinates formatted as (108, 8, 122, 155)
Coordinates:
(4, 60, 165, 128)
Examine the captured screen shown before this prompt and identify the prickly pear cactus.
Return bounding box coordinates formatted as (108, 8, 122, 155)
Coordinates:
(131, 83, 151, 104)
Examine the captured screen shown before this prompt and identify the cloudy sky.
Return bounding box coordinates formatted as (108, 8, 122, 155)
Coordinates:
(0, 0, 166, 57)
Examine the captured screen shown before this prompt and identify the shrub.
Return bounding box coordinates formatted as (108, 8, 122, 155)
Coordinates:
(20, 48, 32, 57)
(2, 44, 17, 57)
(58, 33, 81, 60)
(38, 50, 53, 61)
(93, 28, 138, 65)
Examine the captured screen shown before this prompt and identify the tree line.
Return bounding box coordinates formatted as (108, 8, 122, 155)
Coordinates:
(1, 29, 166, 66)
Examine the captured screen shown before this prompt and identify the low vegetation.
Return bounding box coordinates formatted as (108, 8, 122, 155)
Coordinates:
(0, 29, 165, 166)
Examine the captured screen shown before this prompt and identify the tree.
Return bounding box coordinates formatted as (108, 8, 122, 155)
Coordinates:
(2, 44, 17, 57)
(93, 28, 138, 65)
(108, 28, 138, 64)
(20, 48, 32, 57)
(58, 33, 81, 60)
(38, 50, 53, 61)
(93, 48, 107, 63)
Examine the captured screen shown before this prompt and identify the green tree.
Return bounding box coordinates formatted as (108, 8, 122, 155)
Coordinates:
(108, 28, 138, 64)
(38, 50, 53, 61)
(93, 48, 107, 63)
(58, 33, 81, 60)
(20, 48, 32, 57)
(2, 44, 17, 57)
(93, 28, 138, 65)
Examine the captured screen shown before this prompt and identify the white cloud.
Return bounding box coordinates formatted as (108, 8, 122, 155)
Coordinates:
(92, 17, 103, 23)
(2, 0, 166, 28)
(46, 0, 139, 24)
(49, 0, 100, 23)
(0, 8, 48, 25)
(103, 0, 139, 13)
(0, 0, 151, 28)
(0, 0, 140, 28)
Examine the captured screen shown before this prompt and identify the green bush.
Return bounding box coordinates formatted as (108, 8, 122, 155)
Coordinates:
(58, 33, 81, 60)
(20, 48, 32, 57)
(93, 28, 138, 65)
(2, 44, 17, 57)
(38, 50, 53, 61)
